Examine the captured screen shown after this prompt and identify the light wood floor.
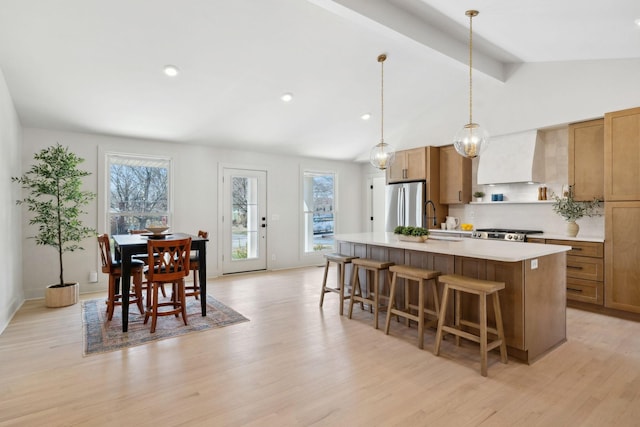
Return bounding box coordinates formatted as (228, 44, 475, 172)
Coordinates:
(1, 266, 640, 426)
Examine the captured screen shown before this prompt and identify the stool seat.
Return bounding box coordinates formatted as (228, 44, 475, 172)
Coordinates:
(390, 264, 440, 280)
(319, 253, 359, 315)
(348, 258, 394, 329)
(325, 253, 358, 263)
(434, 274, 508, 377)
(385, 265, 441, 349)
(436, 274, 504, 293)
(352, 258, 394, 270)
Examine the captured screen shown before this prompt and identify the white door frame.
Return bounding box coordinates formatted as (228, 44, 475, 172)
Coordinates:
(219, 166, 268, 274)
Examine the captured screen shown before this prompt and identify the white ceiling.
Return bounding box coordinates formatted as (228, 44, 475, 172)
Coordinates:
(1, 0, 639, 162)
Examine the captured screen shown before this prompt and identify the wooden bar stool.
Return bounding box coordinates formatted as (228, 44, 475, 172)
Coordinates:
(319, 253, 359, 315)
(347, 258, 394, 329)
(434, 274, 508, 377)
(384, 265, 441, 349)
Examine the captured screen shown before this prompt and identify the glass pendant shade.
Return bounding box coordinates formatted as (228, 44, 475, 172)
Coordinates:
(454, 10, 489, 159)
(370, 141, 395, 170)
(453, 122, 489, 158)
(368, 53, 395, 170)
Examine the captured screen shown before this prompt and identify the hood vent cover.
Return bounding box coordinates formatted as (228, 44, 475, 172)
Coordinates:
(477, 130, 545, 184)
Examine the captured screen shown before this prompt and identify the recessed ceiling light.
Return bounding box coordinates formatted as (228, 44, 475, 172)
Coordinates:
(163, 65, 179, 77)
(361, 113, 371, 120)
(281, 93, 293, 102)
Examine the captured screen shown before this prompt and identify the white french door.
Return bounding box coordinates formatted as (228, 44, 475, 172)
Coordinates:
(222, 168, 267, 274)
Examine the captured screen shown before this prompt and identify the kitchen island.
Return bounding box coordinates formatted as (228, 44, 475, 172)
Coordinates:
(334, 232, 571, 364)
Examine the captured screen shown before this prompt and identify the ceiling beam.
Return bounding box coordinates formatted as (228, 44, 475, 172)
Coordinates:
(309, 0, 508, 82)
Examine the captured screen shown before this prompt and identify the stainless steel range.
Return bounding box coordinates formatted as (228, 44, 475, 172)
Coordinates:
(471, 228, 543, 242)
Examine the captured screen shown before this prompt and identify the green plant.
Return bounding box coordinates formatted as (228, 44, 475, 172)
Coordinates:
(393, 226, 429, 236)
(551, 192, 601, 222)
(12, 143, 96, 287)
(473, 191, 485, 198)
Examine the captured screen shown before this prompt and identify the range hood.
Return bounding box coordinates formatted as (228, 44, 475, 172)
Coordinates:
(477, 130, 545, 184)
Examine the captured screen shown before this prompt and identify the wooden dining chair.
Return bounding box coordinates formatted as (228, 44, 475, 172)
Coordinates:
(129, 229, 166, 299)
(144, 237, 192, 333)
(97, 234, 145, 320)
(185, 230, 208, 300)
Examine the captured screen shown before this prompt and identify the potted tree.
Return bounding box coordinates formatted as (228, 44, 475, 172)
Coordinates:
(13, 143, 96, 307)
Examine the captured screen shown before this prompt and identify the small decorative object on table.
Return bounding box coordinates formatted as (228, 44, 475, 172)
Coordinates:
(145, 226, 170, 238)
(394, 226, 430, 242)
(473, 191, 485, 202)
(551, 187, 601, 237)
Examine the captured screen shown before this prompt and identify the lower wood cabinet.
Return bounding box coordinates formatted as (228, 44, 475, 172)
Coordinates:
(605, 202, 640, 314)
(543, 239, 604, 306)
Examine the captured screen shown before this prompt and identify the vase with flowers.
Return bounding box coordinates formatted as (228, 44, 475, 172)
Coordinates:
(551, 188, 601, 237)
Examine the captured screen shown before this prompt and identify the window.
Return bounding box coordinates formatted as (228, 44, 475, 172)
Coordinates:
(303, 171, 335, 253)
(107, 154, 171, 234)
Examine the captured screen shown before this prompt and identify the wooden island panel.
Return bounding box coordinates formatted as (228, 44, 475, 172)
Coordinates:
(336, 237, 567, 364)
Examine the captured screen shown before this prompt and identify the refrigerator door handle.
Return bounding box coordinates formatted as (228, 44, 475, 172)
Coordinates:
(396, 188, 401, 227)
(399, 187, 406, 227)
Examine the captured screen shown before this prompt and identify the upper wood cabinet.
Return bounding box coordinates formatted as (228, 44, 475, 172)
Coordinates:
(439, 145, 471, 204)
(386, 146, 447, 227)
(569, 118, 604, 201)
(386, 147, 427, 183)
(604, 107, 640, 201)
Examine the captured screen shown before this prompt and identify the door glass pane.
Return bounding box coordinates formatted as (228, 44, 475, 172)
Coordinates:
(232, 175, 259, 260)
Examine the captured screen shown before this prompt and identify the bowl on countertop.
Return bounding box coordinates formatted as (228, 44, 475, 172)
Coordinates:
(145, 226, 170, 235)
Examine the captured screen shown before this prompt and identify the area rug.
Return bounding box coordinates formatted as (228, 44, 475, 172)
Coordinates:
(82, 295, 249, 356)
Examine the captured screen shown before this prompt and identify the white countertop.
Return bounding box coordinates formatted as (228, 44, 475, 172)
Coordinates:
(334, 232, 571, 262)
(431, 229, 604, 243)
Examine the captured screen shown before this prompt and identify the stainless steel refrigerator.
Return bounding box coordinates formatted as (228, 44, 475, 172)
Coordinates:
(385, 181, 426, 232)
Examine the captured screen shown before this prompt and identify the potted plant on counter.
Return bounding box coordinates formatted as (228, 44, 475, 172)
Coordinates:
(13, 143, 96, 307)
(473, 191, 485, 202)
(393, 226, 430, 242)
(550, 190, 601, 237)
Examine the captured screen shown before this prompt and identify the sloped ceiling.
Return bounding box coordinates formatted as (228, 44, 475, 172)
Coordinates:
(0, 0, 639, 161)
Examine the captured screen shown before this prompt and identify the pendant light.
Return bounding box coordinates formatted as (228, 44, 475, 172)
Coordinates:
(369, 54, 395, 170)
(453, 10, 489, 158)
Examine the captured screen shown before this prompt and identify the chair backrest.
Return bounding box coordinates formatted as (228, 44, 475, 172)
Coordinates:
(146, 237, 191, 283)
(97, 234, 113, 274)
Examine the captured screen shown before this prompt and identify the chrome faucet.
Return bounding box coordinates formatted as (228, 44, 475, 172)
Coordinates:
(425, 200, 437, 227)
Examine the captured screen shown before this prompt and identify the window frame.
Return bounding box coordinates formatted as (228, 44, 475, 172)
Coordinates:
(102, 151, 173, 235)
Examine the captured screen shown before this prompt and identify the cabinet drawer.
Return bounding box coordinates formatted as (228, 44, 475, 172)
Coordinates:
(547, 240, 603, 258)
(566, 255, 604, 281)
(567, 277, 604, 305)
(526, 237, 546, 244)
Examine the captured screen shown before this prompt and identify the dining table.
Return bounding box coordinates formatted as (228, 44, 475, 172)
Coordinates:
(112, 232, 209, 332)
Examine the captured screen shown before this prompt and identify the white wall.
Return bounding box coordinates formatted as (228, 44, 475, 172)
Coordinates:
(0, 68, 24, 333)
(21, 129, 365, 299)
